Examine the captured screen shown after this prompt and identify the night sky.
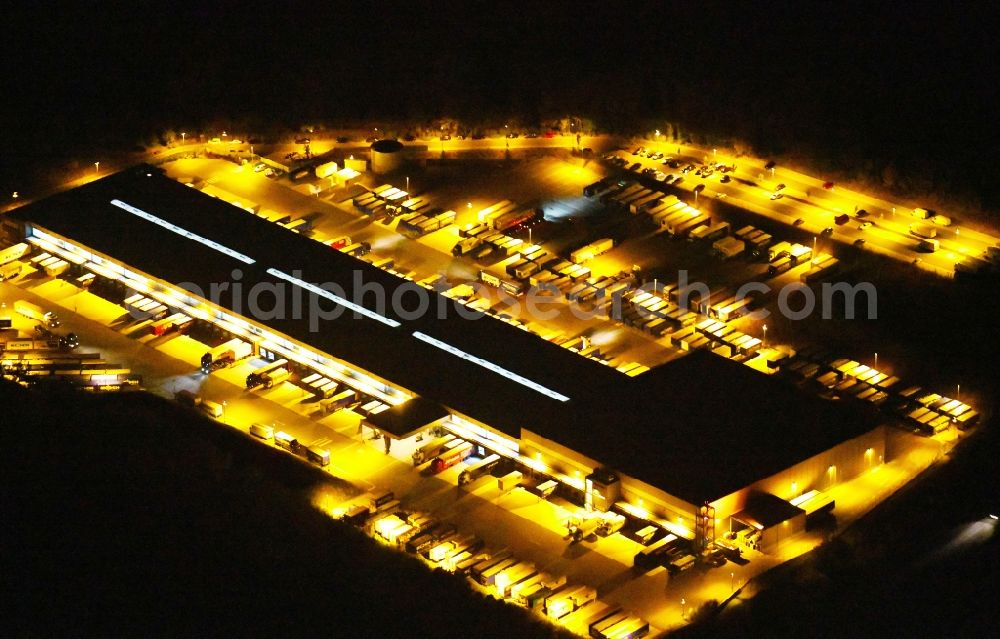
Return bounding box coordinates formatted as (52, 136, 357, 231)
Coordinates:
(4, 2, 998, 209)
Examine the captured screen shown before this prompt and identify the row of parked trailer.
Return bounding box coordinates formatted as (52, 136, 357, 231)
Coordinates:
(357, 498, 650, 638)
(616, 288, 700, 338)
(352, 183, 461, 240)
(397, 208, 457, 238)
(1, 350, 141, 391)
(457, 192, 774, 364)
(895, 387, 979, 433)
(355, 186, 460, 239)
(474, 199, 545, 234)
(194, 327, 393, 420)
(122, 293, 170, 321)
(593, 174, 842, 289)
(779, 346, 979, 435)
(595, 185, 711, 240)
(27, 251, 72, 278)
(668, 318, 764, 360)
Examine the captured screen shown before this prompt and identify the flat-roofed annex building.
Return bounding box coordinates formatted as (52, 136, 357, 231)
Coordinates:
(3, 165, 886, 547)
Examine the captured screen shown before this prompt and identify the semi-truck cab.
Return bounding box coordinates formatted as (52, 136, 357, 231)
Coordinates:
(200, 338, 253, 373)
(14, 300, 61, 328)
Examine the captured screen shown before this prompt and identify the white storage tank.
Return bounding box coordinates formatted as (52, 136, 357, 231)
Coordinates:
(370, 139, 405, 174)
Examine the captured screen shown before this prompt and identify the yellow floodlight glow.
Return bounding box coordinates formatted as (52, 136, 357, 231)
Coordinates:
(494, 572, 510, 594)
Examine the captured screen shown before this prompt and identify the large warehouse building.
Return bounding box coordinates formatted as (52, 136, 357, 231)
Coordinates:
(3, 165, 886, 552)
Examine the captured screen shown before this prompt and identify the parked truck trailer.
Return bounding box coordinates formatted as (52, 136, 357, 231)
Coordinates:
(14, 300, 60, 328)
(201, 338, 254, 374)
(570, 238, 614, 263)
(245, 358, 290, 390)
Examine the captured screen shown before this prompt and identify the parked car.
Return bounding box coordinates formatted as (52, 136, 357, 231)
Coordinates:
(336, 136, 350, 143)
(858, 221, 872, 230)
(720, 174, 731, 183)
(793, 218, 804, 226)
(823, 181, 835, 189)
(770, 192, 784, 200)
(854, 238, 866, 247)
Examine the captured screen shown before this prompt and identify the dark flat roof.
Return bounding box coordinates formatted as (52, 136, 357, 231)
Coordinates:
(539, 350, 884, 504)
(10, 166, 884, 503)
(10, 166, 620, 439)
(733, 492, 805, 529)
(366, 397, 449, 438)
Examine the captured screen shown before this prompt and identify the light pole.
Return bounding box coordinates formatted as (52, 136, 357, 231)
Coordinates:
(762, 324, 767, 346)
(680, 598, 686, 620)
(405, 176, 409, 193)
(181, 132, 186, 143)
(528, 227, 533, 245)
(222, 400, 227, 424)
(812, 236, 817, 264)
(874, 352, 878, 369)
(94, 162, 100, 174)
(731, 571, 735, 592)
(956, 384, 960, 401)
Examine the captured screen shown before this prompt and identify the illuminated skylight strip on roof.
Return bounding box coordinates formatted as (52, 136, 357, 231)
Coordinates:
(110, 199, 256, 264)
(411, 331, 570, 402)
(266, 268, 401, 328)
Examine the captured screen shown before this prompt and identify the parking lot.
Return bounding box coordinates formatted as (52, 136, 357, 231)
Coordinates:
(2, 270, 949, 635)
(2, 140, 972, 632)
